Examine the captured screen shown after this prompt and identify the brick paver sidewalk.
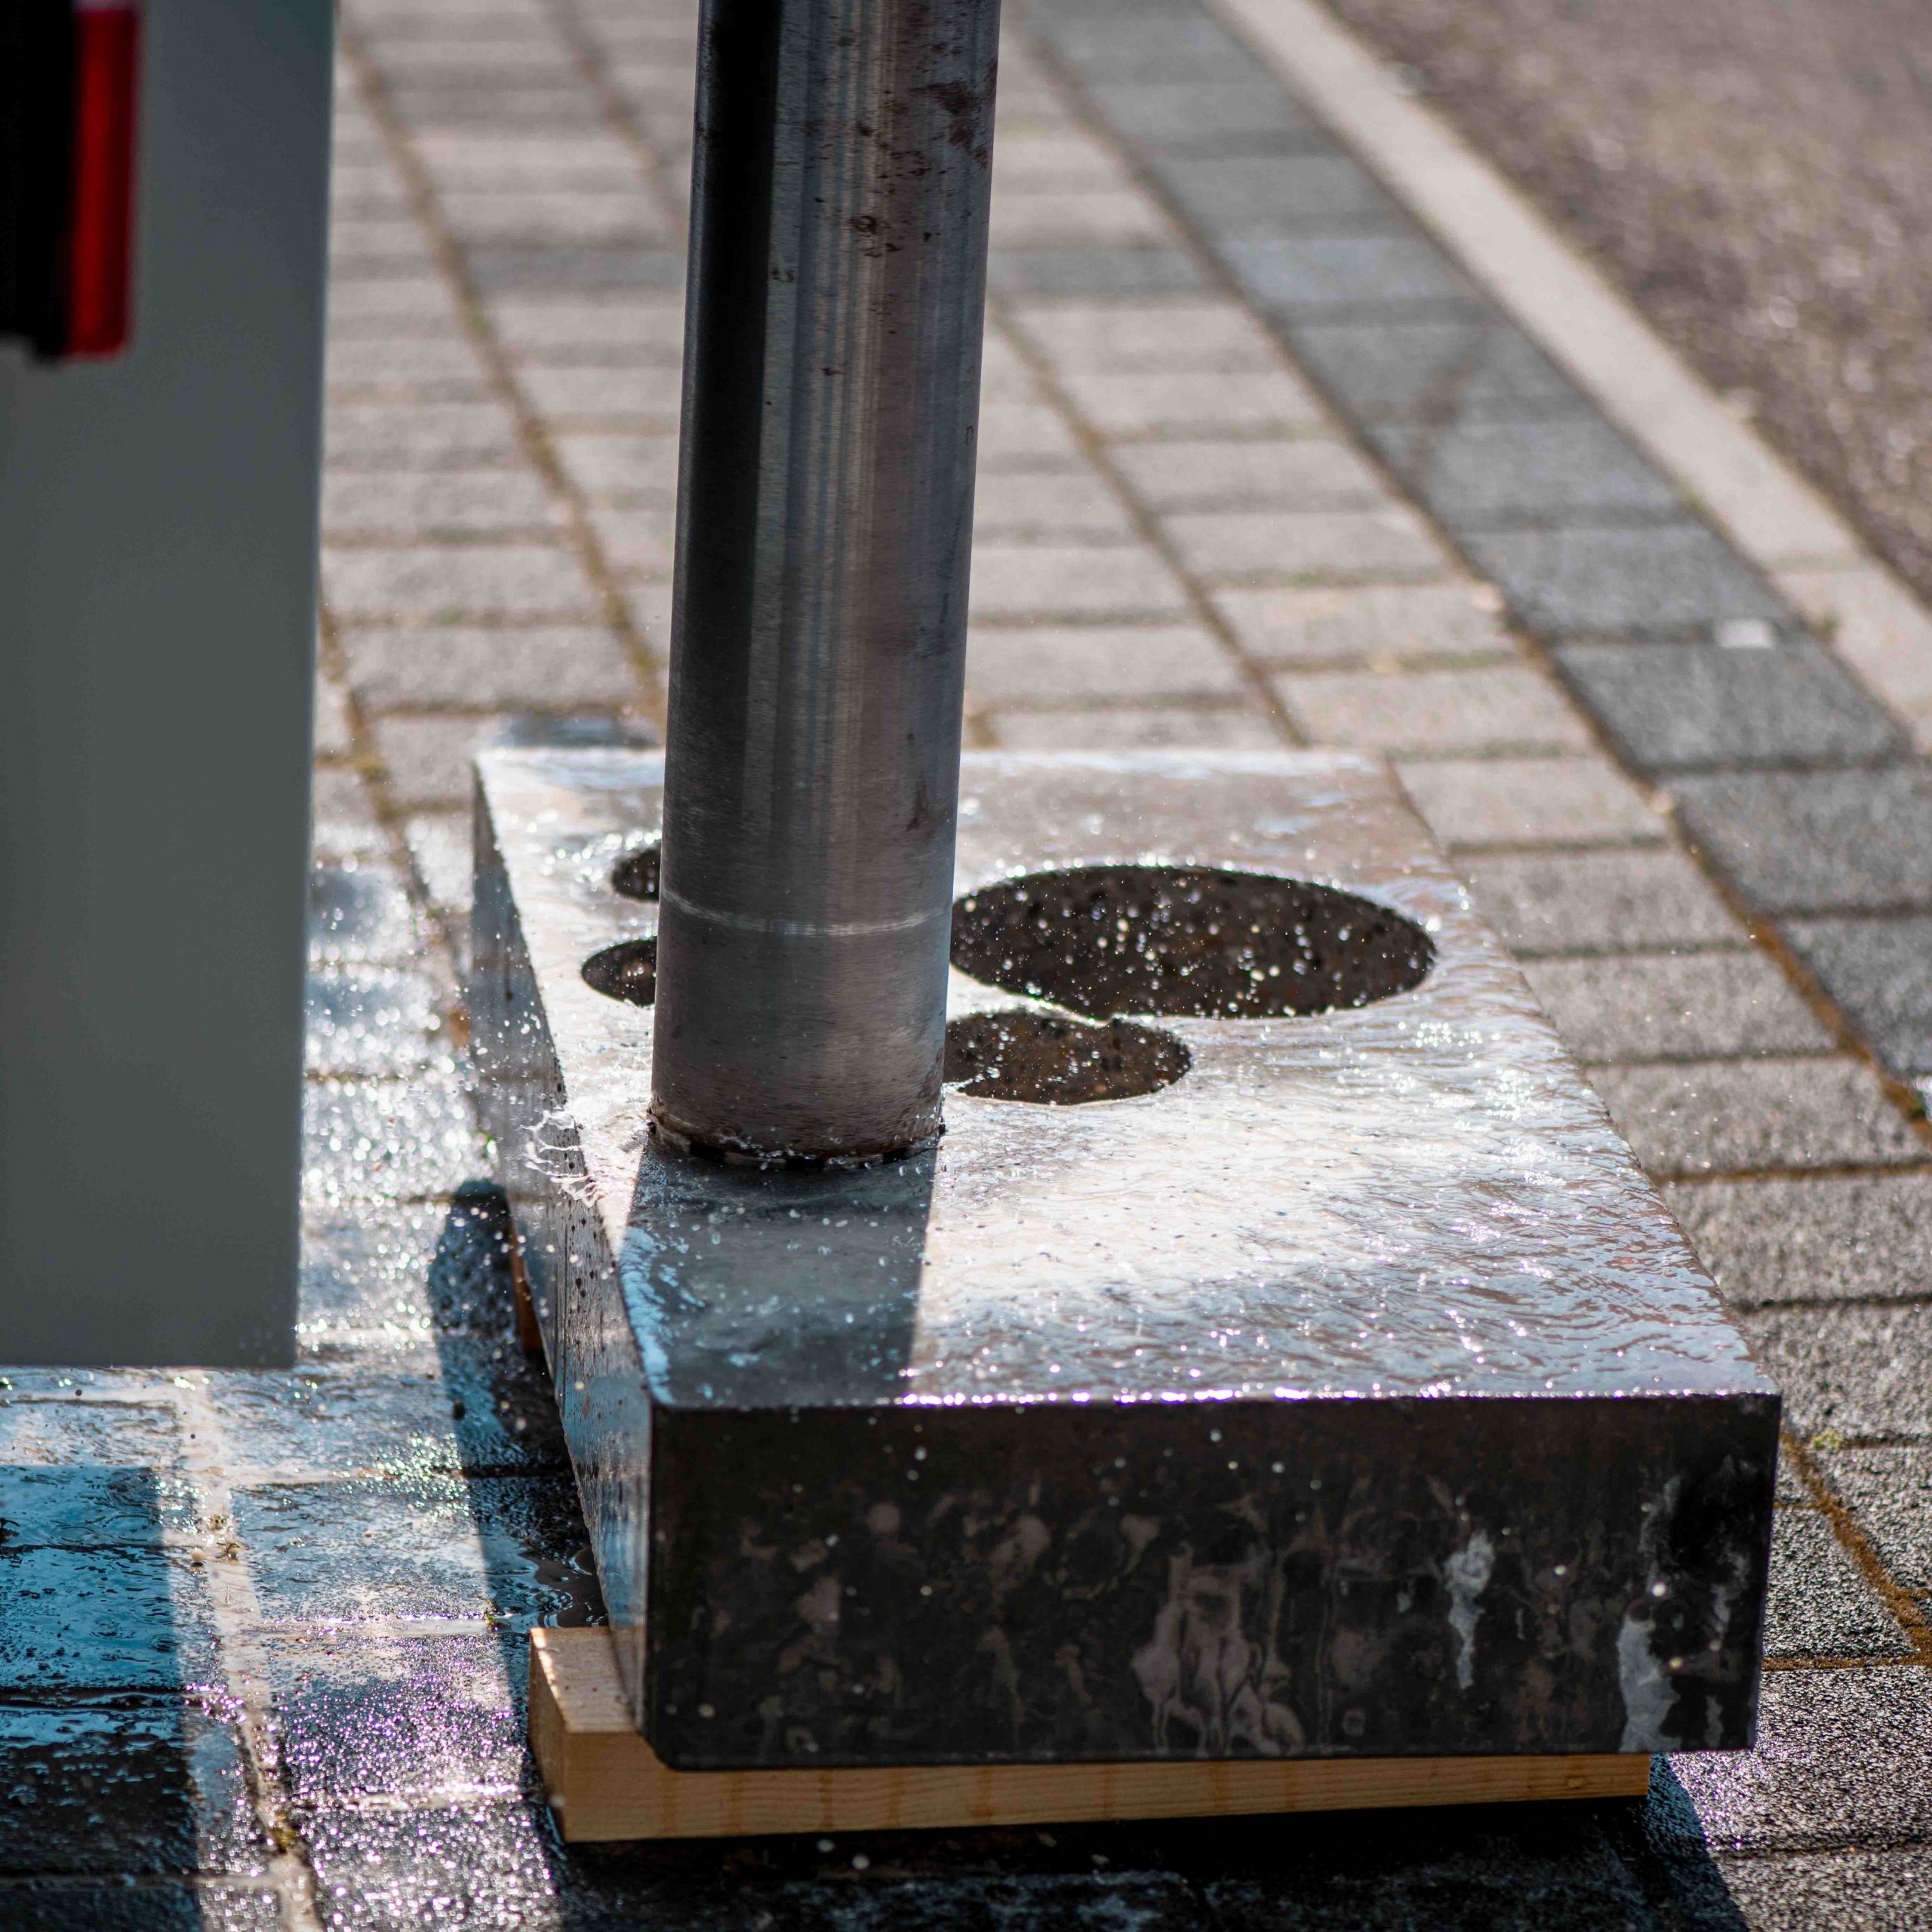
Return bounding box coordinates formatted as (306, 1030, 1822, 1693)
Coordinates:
(3, 0, 1928, 1924)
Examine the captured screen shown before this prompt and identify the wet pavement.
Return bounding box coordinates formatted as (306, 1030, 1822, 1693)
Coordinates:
(1324, 0, 1932, 626)
(4, 0, 1930, 1922)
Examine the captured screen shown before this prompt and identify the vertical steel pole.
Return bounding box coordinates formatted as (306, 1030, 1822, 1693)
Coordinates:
(651, 0, 1001, 1164)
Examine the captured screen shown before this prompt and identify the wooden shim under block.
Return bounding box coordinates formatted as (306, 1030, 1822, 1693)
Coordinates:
(528, 1627, 1653, 1844)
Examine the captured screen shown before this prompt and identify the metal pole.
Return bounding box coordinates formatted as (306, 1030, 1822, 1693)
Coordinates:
(651, 0, 1001, 1164)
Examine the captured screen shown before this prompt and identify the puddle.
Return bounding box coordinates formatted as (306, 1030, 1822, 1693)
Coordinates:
(952, 865, 1433, 1019)
(945, 1010, 1189, 1104)
(610, 839, 661, 902)
(582, 937, 657, 1005)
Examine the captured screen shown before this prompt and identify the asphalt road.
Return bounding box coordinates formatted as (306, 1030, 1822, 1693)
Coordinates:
(1323, 0, 1932, 609)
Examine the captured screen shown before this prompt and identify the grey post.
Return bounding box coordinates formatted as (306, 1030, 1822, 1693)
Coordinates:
(650, 0, 1001, 1165)
(0, 0, 331, 1364)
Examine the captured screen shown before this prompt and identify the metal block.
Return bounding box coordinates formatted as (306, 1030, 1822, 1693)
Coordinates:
(473, 746, 1777, 1771)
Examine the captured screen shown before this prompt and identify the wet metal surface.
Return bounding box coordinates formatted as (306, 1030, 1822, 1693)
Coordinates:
(475, 748, 1776, 1770)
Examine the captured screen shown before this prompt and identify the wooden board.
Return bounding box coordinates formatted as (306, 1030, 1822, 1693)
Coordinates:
(528, 1627, 1653, 1843)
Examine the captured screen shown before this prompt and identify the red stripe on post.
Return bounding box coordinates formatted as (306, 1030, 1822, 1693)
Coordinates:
(64, 3, 141, 358)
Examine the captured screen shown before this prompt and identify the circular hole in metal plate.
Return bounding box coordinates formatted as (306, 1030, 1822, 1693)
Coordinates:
(611, 840, 660, 902)
(944, 1010, 1189, 1104)
(951, 865, 1432, 1020)
(582, 937, 657, 1005)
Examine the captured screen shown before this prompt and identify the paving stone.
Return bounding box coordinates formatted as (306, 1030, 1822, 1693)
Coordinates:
(237, 1473, 597, 1627)
(1031, 10, 1255, 83)
(965, 625, 1243, 706)
(484, 292, 687, 360)
(1586, 1057, 1925, 1178)
(463, 246, 685, 292)
(1783, 917, 1932, 1078)
(0, 1548, 214, 1692)
(211, 1346, 565, 1481)
(1110, 436, 1386, 514)
(978, 331, 1040, 402)
(1371, 415, 1679, 527)
(324, 401, 523, 470)
(296, 1801, 931, 1932)
(302, 1067, 486, 1210)
(309, 768, 388, 861)
(1078, 78, 1329, 158)
(1666, 1174, 1932, 1309)
(265, 1634, 529, 1804)
(330, 219, 435, 275)
(301, 1184, 526, 1343)
(1460, 522, 1788, 638)
(987, 706, 1281, 750)
(1396, 754, 1667, 848)
(1461, 849, 1741, 957)
(371, 713, 521, 809)
(1009, 297, 1284, 374)
(1200, 1808, 1672, 1932)
(992, 133, 1139, 196)
(386, 87, 603, 133)
(402, 812, 479, 952)
(1278, 663, 1587, 755)
(340, 626, 638, 712)
(412, 131, 640, 191)
(0, 1705, 257, 1878)
(1553, 641, 1903, 773)
(1762, 1509, 1912, 1660)
(968, 543, 1188, 623)
(551, 430, 681, 502)
(1158, 152, 1403, 239)
(300, 1206, 445, 1343)
(973, 401, 1087, 471)
(1816, 1448, 1932, 1599)
(326, 334, 491, 397)
(984, 249, 1207, 298)
(971, 475, 1139, 544)
(0, 1884, 280, 1932)
(0, 1399, 180, 1469)
(323, 544, 596, 623)
(0, 1466, 194, 1549)
(325, 276, 466, 337)
(1718, 1847, 1932, 1932)
(1164, 505, 1445, 584)
(310, 860, 423, 970)
(1055, 369, 1327, 439)
(1521, 953, 1830, 1063)
(1672, 1666, 1932, 1854)
(1230, 233, 1475, 315)
(1669, 767, 1932, 916)
(1217, 582, 1508, 666)
(306, 967, 447, 1078)
(1285, 315, 1581, 424)
(516, 364, 685, 423)
(437, 191, 667, 251)
(313, 673, 355, 761)
(298, 1793, 1247, 1932)
(990, 189, 1174, 253)
(321, 469, 563, 540)
(1738, 1303, 1932, 1441)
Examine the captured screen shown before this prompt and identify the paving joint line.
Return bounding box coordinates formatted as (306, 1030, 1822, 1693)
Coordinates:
(171, 1376, 328, 1932)
(338, 14, 669, 741)
(1781, 1429, 1932, 1669)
